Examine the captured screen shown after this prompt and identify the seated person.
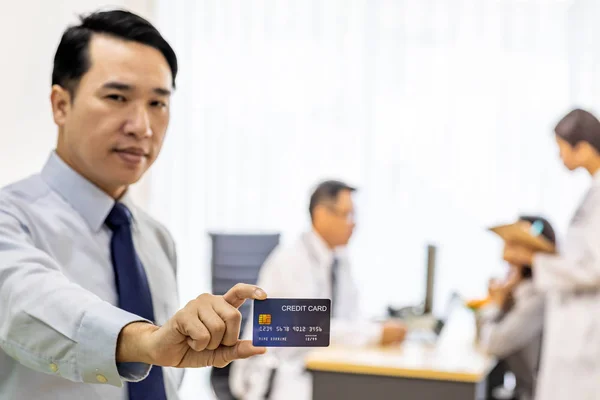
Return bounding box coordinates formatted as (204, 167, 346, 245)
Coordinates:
(230, 180, 407, 400)
(480, 215, 556, 400)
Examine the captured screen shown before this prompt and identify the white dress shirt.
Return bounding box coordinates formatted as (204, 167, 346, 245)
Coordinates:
(0, 152, 183, 400)
(230, 230, 381, 400)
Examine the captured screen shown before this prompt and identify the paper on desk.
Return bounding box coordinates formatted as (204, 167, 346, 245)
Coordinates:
(488, 222, 555, 253)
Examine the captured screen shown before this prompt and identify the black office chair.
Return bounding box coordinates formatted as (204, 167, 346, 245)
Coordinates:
(487, 361, 518, 400)
(208, 233, 280, 400)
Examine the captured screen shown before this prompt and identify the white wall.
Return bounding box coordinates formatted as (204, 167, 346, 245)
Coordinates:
(0, 0, 155, 207)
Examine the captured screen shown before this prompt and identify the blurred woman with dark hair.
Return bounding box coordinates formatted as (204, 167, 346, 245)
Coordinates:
(480, 216, 555, 400)
(503, 108, 600, 400)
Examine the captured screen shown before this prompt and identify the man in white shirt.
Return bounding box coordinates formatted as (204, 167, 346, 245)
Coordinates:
(0, 10, 266, 400)
(230, 180, 407, 400)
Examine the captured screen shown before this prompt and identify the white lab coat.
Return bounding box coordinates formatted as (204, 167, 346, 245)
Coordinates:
(230, 230, 382, 400)
(533, 172, 600, 400)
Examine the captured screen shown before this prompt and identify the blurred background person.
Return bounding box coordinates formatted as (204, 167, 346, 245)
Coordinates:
(504, 109, 600, 400)
(230, 180, 407, 400)
(480, 216, 556, 400)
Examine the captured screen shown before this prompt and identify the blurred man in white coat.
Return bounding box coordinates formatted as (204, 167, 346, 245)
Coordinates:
(504, 109, 600, 400)
(230, 180, 407, 400)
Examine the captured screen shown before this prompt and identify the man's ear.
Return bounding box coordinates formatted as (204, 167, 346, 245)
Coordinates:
(50, 85, 72, 127)
(312, 205, 328, 223)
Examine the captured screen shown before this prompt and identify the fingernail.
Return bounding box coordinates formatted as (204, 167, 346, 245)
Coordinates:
(254, 288, 267, 299)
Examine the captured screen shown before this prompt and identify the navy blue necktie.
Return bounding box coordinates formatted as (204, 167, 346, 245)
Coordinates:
(106, 203, 168, 400)
(331, 257, 339, 317)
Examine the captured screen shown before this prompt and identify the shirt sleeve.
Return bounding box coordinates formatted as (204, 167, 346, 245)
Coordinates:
(534, 205, 600, 292)
(479, 289, 544, 358)
(0, 210, 151, 387)
(330, 319, 382, 346)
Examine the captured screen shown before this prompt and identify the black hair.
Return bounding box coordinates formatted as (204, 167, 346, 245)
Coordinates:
(518, 215, 556, 279)
(555, 108, 600, 153)
(52, 9, 178, 96)
(309, 180, 356, 221)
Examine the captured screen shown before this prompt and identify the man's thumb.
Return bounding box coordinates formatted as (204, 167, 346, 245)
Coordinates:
(213, 341, 267, 367)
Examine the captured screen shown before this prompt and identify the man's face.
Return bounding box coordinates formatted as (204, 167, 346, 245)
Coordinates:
(319, 190, 356, 247)
(51, 34, 173, 197)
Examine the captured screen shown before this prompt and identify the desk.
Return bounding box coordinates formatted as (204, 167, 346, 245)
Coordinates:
(306, 341, 495, 400)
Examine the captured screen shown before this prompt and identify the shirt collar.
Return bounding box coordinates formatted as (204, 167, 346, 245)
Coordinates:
(41, 151, 135, 232)
(307, 229, 335, 265)
(593, 168, 600, 186)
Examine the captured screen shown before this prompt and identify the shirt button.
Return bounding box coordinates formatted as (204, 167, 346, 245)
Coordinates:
(96, 374, 108, 384)
(49, 363, 58, 373)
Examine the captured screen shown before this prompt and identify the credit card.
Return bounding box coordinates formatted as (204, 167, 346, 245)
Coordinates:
(252, 298, 331, 347)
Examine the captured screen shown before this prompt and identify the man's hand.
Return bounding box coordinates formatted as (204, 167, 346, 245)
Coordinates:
(503, 242, 535, 266)
(380, 320, 407, 346)
(117, 283, 268, 368)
